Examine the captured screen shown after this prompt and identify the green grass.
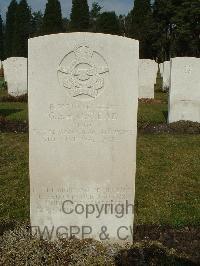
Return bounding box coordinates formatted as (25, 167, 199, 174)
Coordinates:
(0, 133, 29, 221)
(0, 88, 28, 121)
(0, 77, 7, 91)
(138, 92, 168, 123)
(155, 91, 168, 102)
(135, 134, 200, 227)
(0, 133, 199, 227)
(0, 89, 7, 97)
(0, 102, 28, 121)
(138, 103, 168, 123)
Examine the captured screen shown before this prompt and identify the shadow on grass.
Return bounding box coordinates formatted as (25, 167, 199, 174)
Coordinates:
(0, 108, 23, 117)
(163, 110, 168, 122)
(0, 220, 16, 236)
(115, 245, 197, 265)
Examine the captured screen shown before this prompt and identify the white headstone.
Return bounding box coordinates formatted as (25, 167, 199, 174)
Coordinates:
(0, 60, 2, 76)
(163, 61, 170, 90)
(168, 57, 200, 123)
(159, 63, 164, 77)
(2, 60, 8, 81)
(139, 59, 158, 99)
(3, 57, 27, 96)
(29, 33, 139, 243)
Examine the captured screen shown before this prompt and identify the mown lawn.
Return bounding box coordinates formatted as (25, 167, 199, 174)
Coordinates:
(0, 133, 29, 221)
(138, 103, 168, 123)
(0, 102, 28, 122)
(0, 133, 199, 227)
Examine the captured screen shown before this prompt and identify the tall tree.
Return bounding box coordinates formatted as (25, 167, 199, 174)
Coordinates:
(42, 0, 63, 35)
(5, 0, 18, 58)
(70, 0, 90, 31)
(153, 0, 175, 61)
(0, 14, 4, 60)
(30, 11, 43, 37)
(172, 0, 200, 57)
(12, 0, 31, 57)
(89, 2, 102, 32)
(124, 12, 132, 37)
(130, 0, 155, 59)
(62, 18, 70, 32)
(153, 0, 200, 61)
(96, 12, 120, 35)
(118, 15, 126, 36)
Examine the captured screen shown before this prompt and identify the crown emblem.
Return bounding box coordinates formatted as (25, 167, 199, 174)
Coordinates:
(58, 45, 109, 100)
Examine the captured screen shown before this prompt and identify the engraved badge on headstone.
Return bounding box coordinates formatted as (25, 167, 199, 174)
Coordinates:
(184, 65, 192, 74)
(58, 45, 109, 100)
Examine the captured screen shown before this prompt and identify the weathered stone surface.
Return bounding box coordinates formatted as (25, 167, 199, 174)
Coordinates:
(3, 57, 27, 96)
(168, 57, 200, 123)
(163, 61, 170, 90)
(139, 59, 158, 99)
(29, 33, 139, 243)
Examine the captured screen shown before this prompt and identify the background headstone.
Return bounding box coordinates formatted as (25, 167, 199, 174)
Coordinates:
(163, 61, 170, 91)
(139, 59, 158, 99)
(2, 60, 8, 81)
(0, 60, 3, 80)
(29, 33, 139, 243)
(168, 57, 200, 123)
(3, 57, 28, 96)
(159, 63, 164, 77)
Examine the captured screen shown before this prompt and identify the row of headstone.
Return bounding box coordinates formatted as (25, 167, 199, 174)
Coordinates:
(2, 56, 159, 99)
(158, 57, 200, 123)
(0, 60, 2, 79)
(159, 63, 164, 77)
(2, 57, 28, 96)
(3, 32, 198, 243)
(162, 61, 170, 91)
(139, 59, 158, 99)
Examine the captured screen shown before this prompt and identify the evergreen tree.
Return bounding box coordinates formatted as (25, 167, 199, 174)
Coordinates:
(96, 12, 120, 35)
(130, 0, 155, 58)
(62, 18, 70, 32)
(30, 11, 43, 37)
(89, 2, 102, 32)
(70, 0, 90, 31)
(172, 0, 200, 57)
(153, 0, 199, 60)
(42, 0, 63, 35)
(5, 0, 18, 58)
(0, 14, 4, 60)
(12, 0, 31, 57)
(124, 12, 133, 37)
(118, 15, 126, 36)
(153, 0, 175, 61)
